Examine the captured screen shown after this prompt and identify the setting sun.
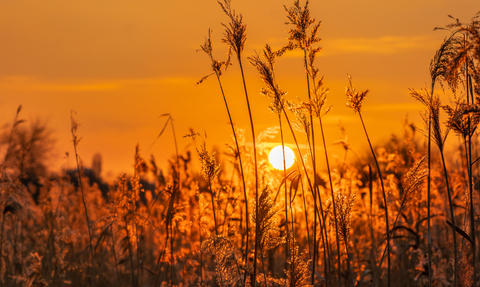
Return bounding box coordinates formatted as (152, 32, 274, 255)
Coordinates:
(268, 145, 295, 170)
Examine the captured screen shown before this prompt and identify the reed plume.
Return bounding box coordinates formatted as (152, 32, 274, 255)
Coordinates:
(198, 141, 221, 235)
(399, 156, 428, 207)
(437, 14, 480, 284)
(197, 29, 251, 278)
(346, 77, 391, 287)
(70, 112, 96, 286)
(249, 48, 331, 285)
(412, 89, 458, 286)
(201, 235, 241, 287)
(251, 186, 284, 257)
(424, 32, 460, 287)
(328, 188, 356, 248)
(444, 100, 480, 286)
(249, 46, 292, 275)
(301, 48, 339, 287)
(443, 101, 480, 139)
(217, 1, 261, 284)
(283, 2, 331, 284)
(327, 183, 356, 285)
(374, 156, 427, 286)
(285, 234, 312, 287)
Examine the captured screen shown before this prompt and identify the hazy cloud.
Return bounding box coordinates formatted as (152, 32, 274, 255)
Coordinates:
(0, 76, 194, 92)
(279, 35, 437, 57)
(362, 102, 424, 112)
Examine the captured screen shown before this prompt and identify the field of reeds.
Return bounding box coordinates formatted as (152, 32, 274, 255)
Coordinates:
(1, 1, 480, 286)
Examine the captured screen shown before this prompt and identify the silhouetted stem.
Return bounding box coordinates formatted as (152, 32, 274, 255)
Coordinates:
(209, 177, 218, 235)
(170, 118, 180, 287)
(318, 109, 341, 287)
(280, 104, 329, 285)
(465, 45, 477, 286)
(199, 217, 203, 285)
(303, 48, 331, 286)
(136, 222, 140, 287)
(439, 150, 458, 287)
(125, 216, 136, 287)
(468, 132, 476, 287)
(212, 71, 250, 285)
(374, 199, 406, 287)
(302, 49, 321, 286)
(278, 114, 290, 277)
(0, 106, 22, 173)
(427, 85, 433, 287)
(170, 220, 174, 286)
(153, 238, 168, 287)
(237, 55, 260, 287)
(299, 175, 312, 258)
(111, 225, 120, 285)
(345, 241, 351, 286)
(358, 112, 390, 287)
(368, 165, 377, 287)
(72, 136, 96, 286)
(375, 158, 428, 287)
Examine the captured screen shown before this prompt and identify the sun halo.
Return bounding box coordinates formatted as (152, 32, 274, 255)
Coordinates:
(268, 145, 295, 170)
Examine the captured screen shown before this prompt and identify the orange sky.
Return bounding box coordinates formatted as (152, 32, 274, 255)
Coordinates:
(0, 0, 477, 179)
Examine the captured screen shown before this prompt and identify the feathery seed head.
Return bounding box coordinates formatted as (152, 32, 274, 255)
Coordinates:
(430, 34, 463, 93)
(251, 187, 284, 256)
(183, 131, 200, 139)
(199, 29, 214, 56)
(131, 144, 143, 195)
(327, 186, 356, 243)
(218, 0, 247, 57)
(248, 49, 286, 114)
(401, 156, 427, 205)
(197, 29, 232, 85)
(345, 75, 368, 114)
(70, 111, 82, 147)
(284, 0, 321, 50)
(411, 89, 450, 150)
(432, 13, 480, 96)
(430, 96, 448, 150)
(301, 79, 330, 118)
(288, 101, 311, 136)
(443, 101, 480, 138)
(198, 145, 221, 180)
(201, 235, 241, 286)
(285, 234, 312, 287)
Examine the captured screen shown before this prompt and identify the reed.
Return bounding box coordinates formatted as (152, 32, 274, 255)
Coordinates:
(217, 1, 261, 284)
(412, 89, 458, 286)
(198, 30, 250, 281)
(345, 77, 391, 287)
(249, 48, 330, 286)
(70, 112, 97, 286)
(282, 1, 335, 284)
(1, 4, 480, 287)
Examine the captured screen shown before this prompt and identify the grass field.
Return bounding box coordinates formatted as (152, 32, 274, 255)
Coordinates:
(0, 1, 479, 286)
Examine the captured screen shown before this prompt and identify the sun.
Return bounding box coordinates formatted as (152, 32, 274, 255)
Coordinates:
(268, 145, 295, 170)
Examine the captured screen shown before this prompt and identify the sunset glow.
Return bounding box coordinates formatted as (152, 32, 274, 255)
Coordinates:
(268, 145, 295, 170)
(0, 0, 478, 286)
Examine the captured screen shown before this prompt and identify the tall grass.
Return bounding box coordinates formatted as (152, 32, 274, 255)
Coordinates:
(70, 112, 97, 286)
(345, 76, 391, 287)
(217, 1, 262, 284)
(0, 3, 479, 287)
(198, 29, 250, 282)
